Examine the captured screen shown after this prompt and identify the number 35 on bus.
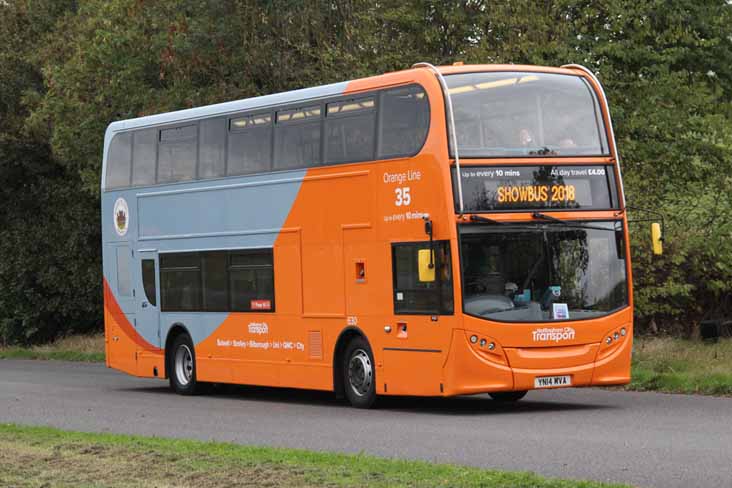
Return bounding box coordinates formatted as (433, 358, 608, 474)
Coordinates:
(101, 63, 662, 408)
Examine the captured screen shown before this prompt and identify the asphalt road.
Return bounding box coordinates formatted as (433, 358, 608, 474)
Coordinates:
(1, 360, 731, 488)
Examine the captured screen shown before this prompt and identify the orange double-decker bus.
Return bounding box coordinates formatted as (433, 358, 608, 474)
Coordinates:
(102, 63, 634, 408)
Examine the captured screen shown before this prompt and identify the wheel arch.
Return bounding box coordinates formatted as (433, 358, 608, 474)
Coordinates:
(164, 323, 192, 379)
(332, 326, 372, 399)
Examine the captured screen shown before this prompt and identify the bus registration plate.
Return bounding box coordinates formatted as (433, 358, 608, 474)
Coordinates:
(534, 375, 571, 389)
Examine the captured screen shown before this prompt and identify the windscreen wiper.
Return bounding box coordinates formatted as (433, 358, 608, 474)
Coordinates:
(531, 212, 617, 232)
(531, 212, 565, 224)
(469, 215, 507, 225)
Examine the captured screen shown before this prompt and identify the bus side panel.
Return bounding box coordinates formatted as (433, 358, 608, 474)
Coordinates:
(382, 348, 444, 395)
(104, 302, 137, 376)
(298, 172, 372, 317)
(103, 279, 163, 376)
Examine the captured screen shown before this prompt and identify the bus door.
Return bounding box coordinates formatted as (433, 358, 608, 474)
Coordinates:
(137, 249, 161, 348)
(383, 240, 454, 396)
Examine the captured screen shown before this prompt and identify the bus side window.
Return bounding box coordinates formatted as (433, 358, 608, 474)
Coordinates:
(202, 251, 228, 311)
(392, 241, 453, 315)
(274, 106, 322, 170)
(158, 125, 197, 184)
(228, 114, 272, 176)
(160, 253, 202, 312)
(199, 118, 226, 179)
(132, 129, 157, 187)
(141, 259, 157, 306)
(106, 132, 132, 189)
(324, 97, 376, 164)
(378, 85, 430, 159)
(229, 250, 275, 312)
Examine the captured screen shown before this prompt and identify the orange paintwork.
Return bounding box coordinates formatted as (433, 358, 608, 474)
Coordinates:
(103, 279, 163, 377)
(105, 64, 633, 396)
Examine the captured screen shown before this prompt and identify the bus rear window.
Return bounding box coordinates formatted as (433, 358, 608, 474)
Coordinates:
(446, 72, 609, 158)
(106, 133, 132, 189)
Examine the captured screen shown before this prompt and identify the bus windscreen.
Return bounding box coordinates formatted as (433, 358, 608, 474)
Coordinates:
(460, 221, 628, 322)
(446, 72, 609, 157)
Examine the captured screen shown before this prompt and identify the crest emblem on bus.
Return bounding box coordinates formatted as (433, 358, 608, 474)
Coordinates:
(113, 198, 129, 237)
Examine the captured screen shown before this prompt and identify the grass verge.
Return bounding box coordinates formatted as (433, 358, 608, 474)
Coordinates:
(0, 424, 627, 488)
(0, 334, 104, 362)
(629, 337, 732, 396)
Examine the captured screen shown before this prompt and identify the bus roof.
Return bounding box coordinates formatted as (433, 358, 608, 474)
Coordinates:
(105, 64, 583, 134)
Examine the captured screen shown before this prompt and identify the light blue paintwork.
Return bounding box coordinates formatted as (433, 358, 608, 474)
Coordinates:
(101, 80, 349, 349)
(102, 169, 307, 348)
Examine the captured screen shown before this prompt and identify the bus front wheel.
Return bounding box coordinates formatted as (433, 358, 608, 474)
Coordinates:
(343, 337, 376, 409)
(168, 333, 202, 395)
(489, 390, 528, 402)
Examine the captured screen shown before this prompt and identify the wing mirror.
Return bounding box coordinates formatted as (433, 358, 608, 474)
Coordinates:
(418, 249, 435, 282)
(651, 222, 663, 255)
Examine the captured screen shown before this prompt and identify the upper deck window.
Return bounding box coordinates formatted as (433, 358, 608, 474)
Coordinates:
(132, 129, 157, 186)
(228, 113, 272, 176)
(103, 83, 432, 191)
(274, 105, 322, 170)
(105, 132, 132, 189)
(325, 97, 376, 164)
(158, 125, 197, 183)
(378, 85, 430, 159)
(199, 118, 226, 179)
(446, 72, 609, 158)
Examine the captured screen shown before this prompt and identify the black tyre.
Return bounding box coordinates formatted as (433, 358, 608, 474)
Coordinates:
(168, 333, 203, 395)
(343, 337, 377, 409)
(489, 390, 528, 402)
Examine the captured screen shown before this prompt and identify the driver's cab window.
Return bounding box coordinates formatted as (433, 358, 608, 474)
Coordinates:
(392, 241, 453, 315)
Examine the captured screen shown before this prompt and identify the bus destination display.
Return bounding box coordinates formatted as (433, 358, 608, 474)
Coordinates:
(454, 165, 617, 211)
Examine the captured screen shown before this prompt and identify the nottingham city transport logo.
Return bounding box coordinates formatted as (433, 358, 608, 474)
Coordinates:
(532, 327, 576, 343)
(113, 198, 129, 237)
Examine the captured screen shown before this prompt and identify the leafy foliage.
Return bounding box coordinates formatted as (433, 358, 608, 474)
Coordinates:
(0, 0, 730, 343)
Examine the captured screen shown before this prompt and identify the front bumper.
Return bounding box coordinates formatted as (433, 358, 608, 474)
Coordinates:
(442, 327, 632, 396)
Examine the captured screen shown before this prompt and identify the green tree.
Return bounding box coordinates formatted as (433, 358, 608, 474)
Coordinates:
(1, 0, 731, 343)
(0, 0, 100, 345)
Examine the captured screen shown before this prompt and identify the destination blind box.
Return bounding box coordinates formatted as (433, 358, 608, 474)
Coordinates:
(452, 164, 620, 212)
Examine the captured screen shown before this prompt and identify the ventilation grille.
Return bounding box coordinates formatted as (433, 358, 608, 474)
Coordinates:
(308, 330, 323, 359)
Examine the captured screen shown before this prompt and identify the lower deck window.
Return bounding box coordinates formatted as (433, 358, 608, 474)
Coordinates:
(160, 249, 274, 312)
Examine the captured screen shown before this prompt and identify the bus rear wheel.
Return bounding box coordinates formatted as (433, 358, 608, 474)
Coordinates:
(343, 337, 376, 409)
(489, 390, 528, 402)
(168, 333, 202, 395)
